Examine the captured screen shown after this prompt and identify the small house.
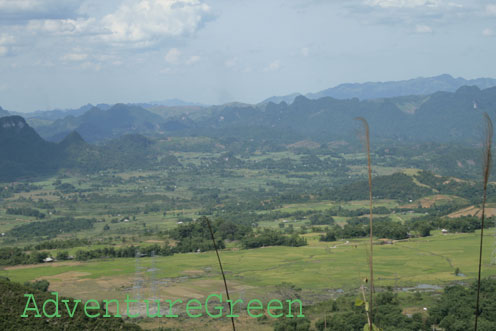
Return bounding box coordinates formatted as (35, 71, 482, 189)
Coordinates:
(441, 229, 448, 234)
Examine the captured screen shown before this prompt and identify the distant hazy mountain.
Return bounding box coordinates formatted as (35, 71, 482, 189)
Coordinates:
(22, 83, 496, 145)
(33, 103, 165, 142)
(2, 85, 495, 180)
(201, 85, 496, 143)
(20, 104, 95, 121)
(259, 93, 303, 105)
(0, 106, 10, 117)
(0, 116, 179, 180)
(0, 116, 62, 179)
(137, 98, 206, 107)
(261, 74, 496, 104)
(20, 99, 204, 122)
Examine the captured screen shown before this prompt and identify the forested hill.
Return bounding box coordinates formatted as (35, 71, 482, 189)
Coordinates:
(0, 116, 62, 179)
(11, 84, 496, 144)
(33, 103, 164, 142)
(0, 116, 180, 181)
(195, 85, 496, 142)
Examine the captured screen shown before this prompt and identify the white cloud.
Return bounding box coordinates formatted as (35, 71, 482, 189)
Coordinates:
(225, 58, 237, 68)
(61, 52, 88, 61)
(0, 33, 15, 56)
(301, 47, 310, 57)
(415, 24, 432, 33)
(164, 48, 181, 64)
(100, 0, 211, 45)
(483, 28, 494, 36)
(486, 4, 496, 16)
(264, 60, 281, 72)
(17, 1, 212, 49)
(27, 18, 96, 36)
(0, 33, 15, 45)
(185, 55, 200, 64)
(80, 61, 101, 71)
(366, 0, 441, 8)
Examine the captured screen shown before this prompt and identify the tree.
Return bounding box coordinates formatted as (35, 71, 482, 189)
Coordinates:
(56, 251, 69, 261)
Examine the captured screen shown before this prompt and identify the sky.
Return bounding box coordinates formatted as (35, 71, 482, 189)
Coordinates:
(1, 0, 496, 112)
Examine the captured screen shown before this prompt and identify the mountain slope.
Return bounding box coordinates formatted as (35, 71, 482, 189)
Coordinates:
(0, 106, 10, 117)
(261, 74, 496, 104)
(0, 117, 174, 181)
(21, 104, 94, 121)
(308, 74, 496, 100)
(0, 116, 62, 180)
(199, 85, 495, 143)
(33, 104, 165, 142)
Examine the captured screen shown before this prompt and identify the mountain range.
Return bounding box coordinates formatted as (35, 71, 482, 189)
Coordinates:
(193, 85, 494, 143)
(2, 74, 496, 180)
(261, 74, 496, 104)
(32, 104, 165, 142)
(0, 116, 179, 180)
(11, 99, 205, 122)
(7, 83, 496, 145)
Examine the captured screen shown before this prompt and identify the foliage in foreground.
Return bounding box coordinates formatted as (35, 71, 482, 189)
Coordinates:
(0, 278, 141, 330)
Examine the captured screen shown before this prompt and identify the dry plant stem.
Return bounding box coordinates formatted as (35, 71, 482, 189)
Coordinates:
(356, 117, 374, 327)
(205, 217, 236, 331)
(475, 113, 493, 331)
(361, 284, 372, 329)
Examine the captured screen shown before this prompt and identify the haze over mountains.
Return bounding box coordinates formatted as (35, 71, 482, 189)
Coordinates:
(0, 115, 180, 181)
(33, 104, 165, 142)
(1, 75, 494, 142)
(1, 74, 496, 180)
(16, 84, 492, 144)
(262, 74, 496, 104)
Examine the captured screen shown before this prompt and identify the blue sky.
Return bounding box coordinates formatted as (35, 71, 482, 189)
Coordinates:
(1, 0, 496, 112)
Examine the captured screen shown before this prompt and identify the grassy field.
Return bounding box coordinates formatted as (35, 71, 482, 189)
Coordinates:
(2, 229, 495, 306)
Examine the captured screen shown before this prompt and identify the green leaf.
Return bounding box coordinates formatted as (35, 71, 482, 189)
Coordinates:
(363, 323, 382, 331)
(355, 298, 364, 306)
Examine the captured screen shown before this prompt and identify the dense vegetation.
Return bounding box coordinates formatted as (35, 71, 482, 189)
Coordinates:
(274, 278, 496, 331)
(325, 173, 433, 202)
(7, 217, 97, 240)
(6, 207, 45, 219)
(0, 278, 141, 330)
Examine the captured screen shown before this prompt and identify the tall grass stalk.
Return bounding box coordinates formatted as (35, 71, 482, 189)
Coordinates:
(360, 283, 372, 328)
(355, 117, 374, 329)
(475, 113, 493, 331)
(203, 216, 236, 331)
